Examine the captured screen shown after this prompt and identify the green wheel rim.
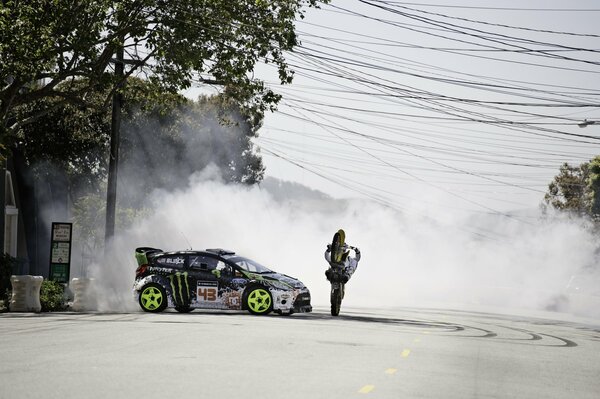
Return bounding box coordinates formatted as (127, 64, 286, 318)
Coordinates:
(247, 288, 271, 313)
(140, 286, 164, 311)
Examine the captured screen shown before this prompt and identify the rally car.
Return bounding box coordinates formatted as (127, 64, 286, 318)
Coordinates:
(133, 247, 312, 315)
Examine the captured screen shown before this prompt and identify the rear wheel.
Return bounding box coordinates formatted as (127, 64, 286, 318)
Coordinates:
(245, 286, 272, 315)
(139, 283, 167, 313)
(331, 286, 342, 316)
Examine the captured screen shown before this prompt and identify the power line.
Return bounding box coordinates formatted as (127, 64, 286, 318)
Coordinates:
(371, 2, 600, 12)
(367, 1, 600, 38)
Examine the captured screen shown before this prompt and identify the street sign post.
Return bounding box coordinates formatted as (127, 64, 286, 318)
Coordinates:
(49, 223, 72, 283)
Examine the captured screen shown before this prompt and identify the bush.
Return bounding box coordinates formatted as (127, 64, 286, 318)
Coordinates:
(40, 280, 67, 312)
(0, 253, 16, 310)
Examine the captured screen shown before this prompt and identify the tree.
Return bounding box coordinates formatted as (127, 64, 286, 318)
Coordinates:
(16, 77, 266, 253)
(12, 80, 111, 198)
(543, 156, 600, 220)
(0, 0, 326, 149)
(116, 90, 266, 209)
(15, 77, 265, 204)
(588, 156, 600, 218)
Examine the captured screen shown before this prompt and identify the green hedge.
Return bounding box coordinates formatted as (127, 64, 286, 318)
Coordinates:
(40, 280, 67, 312)
(0, 254, 15, 310)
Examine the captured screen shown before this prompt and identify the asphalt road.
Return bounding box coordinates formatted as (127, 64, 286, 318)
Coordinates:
(1, 307, 599, 398)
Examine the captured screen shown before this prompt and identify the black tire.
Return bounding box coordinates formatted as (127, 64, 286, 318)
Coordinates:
(175, 306, 193, 313)
(331, 287, 342, 316)
(244, 286, 273, 316)
(139, 282, 168, 313)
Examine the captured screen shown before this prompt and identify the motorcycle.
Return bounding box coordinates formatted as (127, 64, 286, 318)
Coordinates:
(328, 264, 345, 316)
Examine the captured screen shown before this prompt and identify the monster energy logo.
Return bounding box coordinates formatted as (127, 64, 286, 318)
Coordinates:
(168, 272, 190, 306)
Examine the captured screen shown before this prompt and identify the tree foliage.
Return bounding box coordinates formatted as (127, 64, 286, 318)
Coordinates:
(588, 156, 600, 217)
(13, 80, 111, 196)
(543, 156, 600, 221)
(117, 87, 266, 209)
(16, 76, 266, 252)
(15, 77, 265, 200)
(0, 0, 326, 148)
(0, 253, 15, 308)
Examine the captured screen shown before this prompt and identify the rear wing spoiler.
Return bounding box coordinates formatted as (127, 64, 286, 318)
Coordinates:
(206, 248, 235, 256)
(135, 247, 163, 266)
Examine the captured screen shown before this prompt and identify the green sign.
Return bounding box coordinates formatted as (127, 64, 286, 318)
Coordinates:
(50, 264, 68, 283)
(49, 223, 72, 283)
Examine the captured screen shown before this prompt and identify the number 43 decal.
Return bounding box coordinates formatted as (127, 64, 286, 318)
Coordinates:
(197, 281, 218, 302)
(197, 287, 217, 301)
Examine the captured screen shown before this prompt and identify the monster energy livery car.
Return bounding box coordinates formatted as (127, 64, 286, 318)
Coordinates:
(133, 247, 312, 315)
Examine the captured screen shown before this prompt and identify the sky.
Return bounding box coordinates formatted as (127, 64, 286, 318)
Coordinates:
(240, 0, 600, 218)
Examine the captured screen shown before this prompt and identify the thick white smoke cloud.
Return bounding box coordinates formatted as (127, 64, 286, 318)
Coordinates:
(90, 165, 600, 318)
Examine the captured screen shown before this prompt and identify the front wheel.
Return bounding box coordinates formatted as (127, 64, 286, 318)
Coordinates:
(245, 286, 273, 315)
(139, 283, 168, 313)
(331, 286, 342, 316)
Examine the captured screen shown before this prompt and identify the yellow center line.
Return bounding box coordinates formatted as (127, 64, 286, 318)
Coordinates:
(358, 385, 375, 394)
(385, 368, 397, 375)
(401, 349, 411, 358)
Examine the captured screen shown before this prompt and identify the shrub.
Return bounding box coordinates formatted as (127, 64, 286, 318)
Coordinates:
(0, 253, 15, 310)
(40, 280, 67, 312)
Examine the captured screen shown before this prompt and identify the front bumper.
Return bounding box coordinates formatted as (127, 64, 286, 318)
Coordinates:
(292, 291, 312, 313)
(271, 287, 312, 314)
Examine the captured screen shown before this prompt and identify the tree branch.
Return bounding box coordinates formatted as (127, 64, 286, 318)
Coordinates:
(102, 47, 159, 108)
(7, 99, 71, 134)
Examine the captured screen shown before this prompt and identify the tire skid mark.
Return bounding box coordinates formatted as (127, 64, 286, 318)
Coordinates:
(448, 324, 498, 338)
(537, 333, 578, 347)
(337, 314, 460, 332)
(422, 318, 580, 347)
(461, 322, 578, 347)
(493, 325, 543, 341)
(299, 311, 462, 333)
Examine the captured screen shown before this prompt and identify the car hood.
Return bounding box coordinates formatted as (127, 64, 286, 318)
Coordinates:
(244, 271, 307, 290)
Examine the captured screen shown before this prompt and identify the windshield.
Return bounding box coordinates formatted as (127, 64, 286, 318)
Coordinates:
(228, 256, 273, 274)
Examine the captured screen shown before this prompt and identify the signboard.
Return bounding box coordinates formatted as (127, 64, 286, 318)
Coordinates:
(51, 242, 70, 263)
(49, 223, 72, 283)
(52, 224, 71, 241)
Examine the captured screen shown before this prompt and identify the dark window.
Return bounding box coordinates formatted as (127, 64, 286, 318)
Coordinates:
(189, 255, 218, 271)
(156, 255, 186, 269)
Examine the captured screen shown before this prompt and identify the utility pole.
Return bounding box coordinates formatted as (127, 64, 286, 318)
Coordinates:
(104, 42, 124, 255)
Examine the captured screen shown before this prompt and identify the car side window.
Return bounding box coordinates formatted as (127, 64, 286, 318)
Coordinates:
(216, 261, 234, 275)
(189, 255, 218, 271)
(155, 255, 186, 269)
(216, 261, 226, 271)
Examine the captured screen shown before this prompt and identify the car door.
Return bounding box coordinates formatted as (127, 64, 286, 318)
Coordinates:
(215, 260, 247, 310)
(187, 254, 224, 309)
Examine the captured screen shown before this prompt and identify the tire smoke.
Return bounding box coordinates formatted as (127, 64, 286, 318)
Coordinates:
(90, 166, 600, 318)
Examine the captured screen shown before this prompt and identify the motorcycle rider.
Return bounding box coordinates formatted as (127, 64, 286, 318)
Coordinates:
(324, 243, 361, 284)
